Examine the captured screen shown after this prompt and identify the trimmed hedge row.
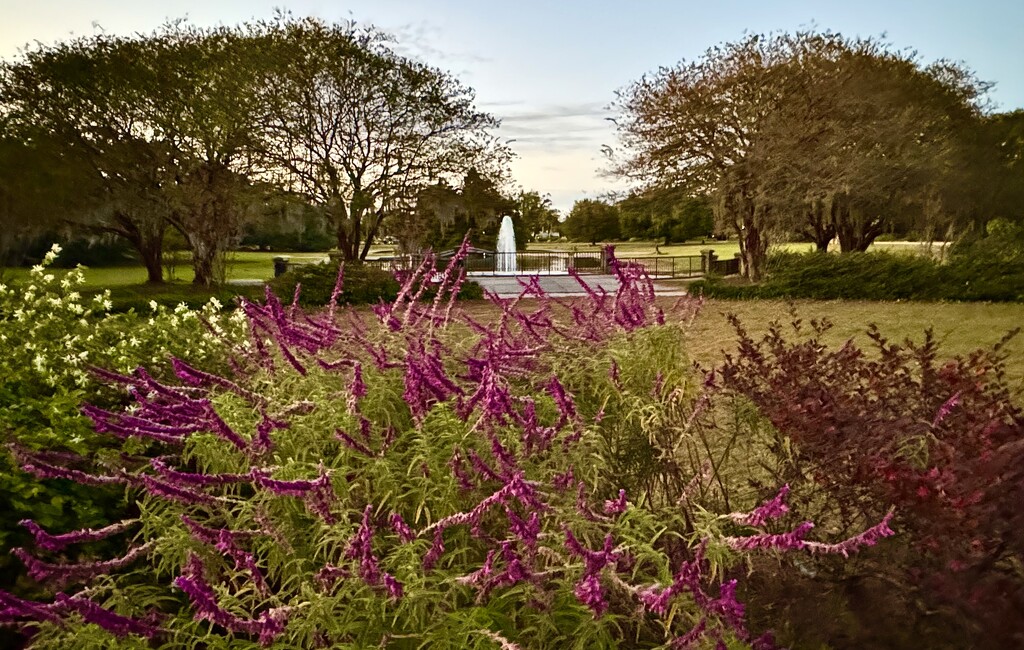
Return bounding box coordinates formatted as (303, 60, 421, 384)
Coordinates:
(691, 251, 1024, 302)
(269, 261, 483, 307)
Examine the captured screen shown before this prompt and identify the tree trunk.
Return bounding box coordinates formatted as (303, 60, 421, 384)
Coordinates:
(189, 238, 217, 287)
(359, 208, 386, 261)
(804, 202, 835, 252)
(101, 212, 166, 283)
(140, 239, 164, 284)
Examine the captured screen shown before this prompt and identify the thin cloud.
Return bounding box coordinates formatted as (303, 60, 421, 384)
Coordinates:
(496, 101, 613, 151)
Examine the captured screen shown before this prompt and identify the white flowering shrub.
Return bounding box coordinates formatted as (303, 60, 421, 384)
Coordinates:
(0, 244, 249, 596)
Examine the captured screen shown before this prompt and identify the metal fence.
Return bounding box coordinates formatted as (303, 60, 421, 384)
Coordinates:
(283, 251, 737, 279)
(614, 255, 705, 278)
(364, 251, 608, 276)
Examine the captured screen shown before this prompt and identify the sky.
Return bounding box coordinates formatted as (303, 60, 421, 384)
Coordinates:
(2, 0, 1022, 214)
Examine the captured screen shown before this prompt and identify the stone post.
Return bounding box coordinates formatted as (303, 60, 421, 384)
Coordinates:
(700, 249, 717, 274)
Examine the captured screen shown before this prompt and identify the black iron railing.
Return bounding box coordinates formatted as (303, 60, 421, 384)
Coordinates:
(279, 251, 737, 279)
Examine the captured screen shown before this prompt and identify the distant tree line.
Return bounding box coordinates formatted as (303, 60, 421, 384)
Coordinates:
(606, 31, 1024, 279)
(559, 190, 715, 246)
(0, 16, 514, 285)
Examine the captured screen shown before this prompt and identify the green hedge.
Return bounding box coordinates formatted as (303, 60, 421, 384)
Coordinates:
(88, 284, 264, 313)
(691, 251, 1024, 302)
(270, 261, 482, 307)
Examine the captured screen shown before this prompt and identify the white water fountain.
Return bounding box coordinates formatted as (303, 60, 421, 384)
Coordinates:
(495, 215, 517, 274)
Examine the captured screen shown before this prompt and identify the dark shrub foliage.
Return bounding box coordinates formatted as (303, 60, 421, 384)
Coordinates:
(270, 262, 402, 306)
(718, 311, 1024, 648)
(692, 250, 1024, 302)
(271, 261, 482, 307)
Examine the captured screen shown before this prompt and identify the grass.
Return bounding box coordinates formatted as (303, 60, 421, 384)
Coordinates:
(1, 240, 941, 288)
(8, 240, 1018, 389)
(683, 298, 1024, 395)
(458, 295, 1024, 394)
(1, 251, 338, 289)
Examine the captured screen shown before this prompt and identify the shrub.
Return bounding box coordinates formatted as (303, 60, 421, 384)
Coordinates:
(270, 259, 482, 308)
(0, 248, 895, 649)
(717, 311, 1024, 647)
(693, 250, 1024, 302)
(270, 261, 401, 306)
(0, 245, 248, 619)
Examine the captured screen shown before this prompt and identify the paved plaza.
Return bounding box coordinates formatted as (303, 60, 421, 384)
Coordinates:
(469, 274, 688, 298)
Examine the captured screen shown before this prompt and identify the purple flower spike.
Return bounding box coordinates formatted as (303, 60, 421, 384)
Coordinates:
(552, 466, 576, 492)
(389, 513, 416, 543)
(725, 521, 815, 552)
(670, 618, 708, 648)
(382, 573, 404, 600)
(565, 529, 621, 617)
(347, 362, 366, 414)
(19, 519, 138, 552)
(14, 543, 153, 589)
(336, 429, 374, 457)
(56, 595, 160, 638)
(0, 589, 65, 626)
(175, 554, 287, 645)
(729, 485, 790, 527)
(545, 376, 578, 428)
(574, 574, 607, 617)
(603, 489, 628, 515)
(803, 509, 896, 557)
(423, 530, 445, 571)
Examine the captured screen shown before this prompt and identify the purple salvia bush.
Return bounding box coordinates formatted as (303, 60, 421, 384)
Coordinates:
(2, 244, 906, 648)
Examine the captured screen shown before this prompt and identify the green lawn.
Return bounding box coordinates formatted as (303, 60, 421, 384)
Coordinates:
(1, 240, 944, 288)
(1, 251, 335, 289)
(683, 298, 1024, 394)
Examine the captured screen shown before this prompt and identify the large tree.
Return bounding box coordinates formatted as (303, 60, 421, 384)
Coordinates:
(516, 191, 560, 241)
(148, 25, 269, 286)
(0, 25, 272, 285)
(750, 36, 987, 251)
(563, 199, 620, 245)
(611, 31, 989, 277)
(610, 33, 790, 279)
(256, 18, 510, 262)
(1, 34, 174, 282)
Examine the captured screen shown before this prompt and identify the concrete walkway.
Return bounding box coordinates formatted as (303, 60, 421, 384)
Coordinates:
(470, 274, 689, 298)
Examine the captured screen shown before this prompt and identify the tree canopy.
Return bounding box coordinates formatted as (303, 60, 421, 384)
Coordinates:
(0, 16, 509, 283)
(610, 31, 991, 278)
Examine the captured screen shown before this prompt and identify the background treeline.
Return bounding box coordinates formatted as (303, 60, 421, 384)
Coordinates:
(597, 31, 1024, 277)
(0, 16, 526, 285)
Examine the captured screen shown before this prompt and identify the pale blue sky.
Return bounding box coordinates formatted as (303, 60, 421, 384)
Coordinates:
(2, 0, 1021, 212)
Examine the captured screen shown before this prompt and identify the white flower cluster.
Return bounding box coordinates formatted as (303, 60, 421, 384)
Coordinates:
(1, 244, 249, 388)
